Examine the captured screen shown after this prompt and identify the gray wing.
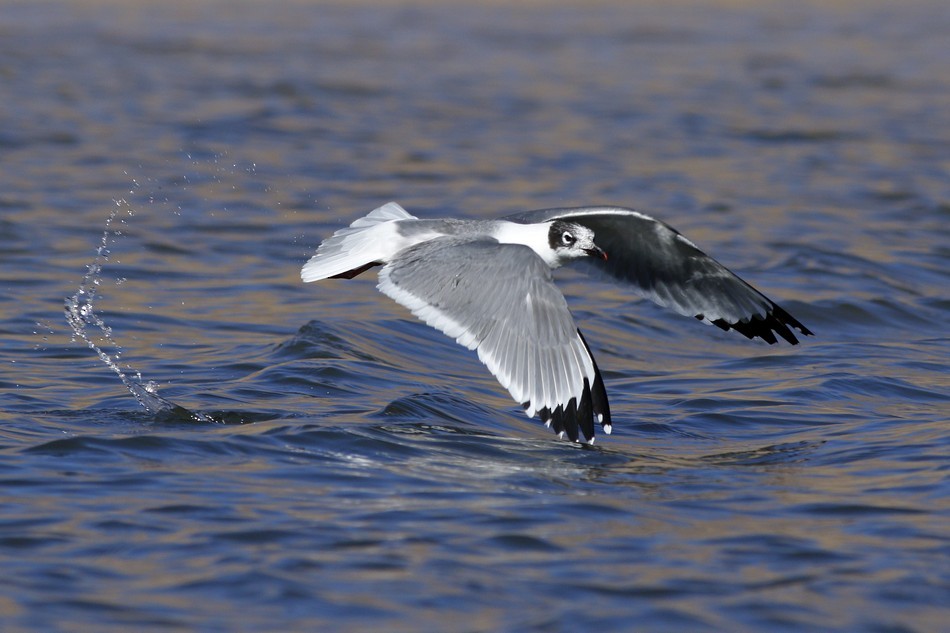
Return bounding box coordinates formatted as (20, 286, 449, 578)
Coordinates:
(377, 236, 610, 443)
(506, 206, 812, 345)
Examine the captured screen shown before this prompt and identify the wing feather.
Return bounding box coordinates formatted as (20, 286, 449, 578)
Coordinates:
(377, 236, 610, 442)
(506, 206, 812, 345)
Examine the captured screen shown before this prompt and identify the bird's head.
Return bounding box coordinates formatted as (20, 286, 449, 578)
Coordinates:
(547, 220, 608, 267)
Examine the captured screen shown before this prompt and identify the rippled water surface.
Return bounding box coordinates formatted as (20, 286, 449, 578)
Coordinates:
(2, 1, 948, 631)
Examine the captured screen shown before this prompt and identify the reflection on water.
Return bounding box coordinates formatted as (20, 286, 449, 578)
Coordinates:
(2, 0, 948, 631)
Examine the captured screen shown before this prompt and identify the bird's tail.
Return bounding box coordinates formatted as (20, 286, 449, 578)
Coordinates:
(301, 202, 416, 282)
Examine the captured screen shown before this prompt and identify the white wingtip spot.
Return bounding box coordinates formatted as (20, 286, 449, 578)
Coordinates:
(588, 437, 596, 445)
(603, 424, 612, 435)
(544, 419, 552, 428)
(558, 431, 565, 439)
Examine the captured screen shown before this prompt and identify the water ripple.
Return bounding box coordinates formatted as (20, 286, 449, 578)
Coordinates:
(2, 1, 947, 632)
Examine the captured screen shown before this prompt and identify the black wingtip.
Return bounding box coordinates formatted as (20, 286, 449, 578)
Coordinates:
(526, 330, 612, 444)
(533, 376, 607, 444)
(537, 401, 580, 442)
(708, 302, 812, 346)
(577, 329, 611, 437)
(575, 380, 595, 441)
(591, 369, 611, 434)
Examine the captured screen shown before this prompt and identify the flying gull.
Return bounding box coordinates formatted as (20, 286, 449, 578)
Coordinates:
(301, 202, 811, 443)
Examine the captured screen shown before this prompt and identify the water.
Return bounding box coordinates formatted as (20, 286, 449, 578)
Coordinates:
(2, 1, 948, 631)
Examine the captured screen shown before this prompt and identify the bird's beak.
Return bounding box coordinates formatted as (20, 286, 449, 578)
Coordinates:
(585, 245, 608, 261)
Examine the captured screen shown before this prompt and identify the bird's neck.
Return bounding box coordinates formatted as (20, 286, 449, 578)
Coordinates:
(492, 221, 560, 268)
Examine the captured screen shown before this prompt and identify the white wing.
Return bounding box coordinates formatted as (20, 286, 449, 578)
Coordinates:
(377, 236, 610, 443)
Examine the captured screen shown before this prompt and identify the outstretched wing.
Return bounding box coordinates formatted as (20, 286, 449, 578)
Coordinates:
(377, 236, 610, 443)
(506, 206, 812, 345)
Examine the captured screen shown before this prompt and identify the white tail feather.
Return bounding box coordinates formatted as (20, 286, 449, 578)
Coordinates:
(349, 201, 414, 226)
(301, 202, 416, 282)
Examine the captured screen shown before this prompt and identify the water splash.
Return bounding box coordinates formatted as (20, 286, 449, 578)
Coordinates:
(64, 199, 215, 423)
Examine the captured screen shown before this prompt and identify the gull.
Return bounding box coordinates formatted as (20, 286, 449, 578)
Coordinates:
(301, 202, 812, 444)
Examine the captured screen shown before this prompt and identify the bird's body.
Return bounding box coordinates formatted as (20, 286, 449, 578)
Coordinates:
(300, 203, 591, 279)
(301, 202, 811, 443)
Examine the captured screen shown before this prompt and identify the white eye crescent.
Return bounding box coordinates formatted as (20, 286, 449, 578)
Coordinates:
(562, 232, 575, 246)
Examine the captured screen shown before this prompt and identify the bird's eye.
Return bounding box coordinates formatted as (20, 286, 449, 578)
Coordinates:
(561, 232, 575, 246)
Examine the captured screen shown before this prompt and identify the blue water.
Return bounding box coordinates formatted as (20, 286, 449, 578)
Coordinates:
(2, 1, 948, 631)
